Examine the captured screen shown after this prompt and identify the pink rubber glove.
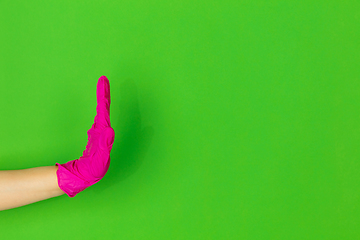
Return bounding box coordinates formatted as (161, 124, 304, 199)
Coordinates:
(55, 76, 115, 197)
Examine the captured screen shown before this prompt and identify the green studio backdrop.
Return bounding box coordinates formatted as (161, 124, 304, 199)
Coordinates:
(0, 1, 359, 239)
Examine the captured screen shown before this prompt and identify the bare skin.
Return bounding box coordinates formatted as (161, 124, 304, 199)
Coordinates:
(0, 166, 65, 211)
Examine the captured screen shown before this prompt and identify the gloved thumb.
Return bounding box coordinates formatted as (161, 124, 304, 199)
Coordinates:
(99, 127, 115, 152)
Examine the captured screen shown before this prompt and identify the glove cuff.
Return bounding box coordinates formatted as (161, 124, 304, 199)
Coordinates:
(55, 162, 92, 197)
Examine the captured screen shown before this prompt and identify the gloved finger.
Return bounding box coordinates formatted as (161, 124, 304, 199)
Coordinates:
(95, 75, 111, 129)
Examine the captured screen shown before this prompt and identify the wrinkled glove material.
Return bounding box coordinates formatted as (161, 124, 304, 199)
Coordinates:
(56, 76, 115, 197)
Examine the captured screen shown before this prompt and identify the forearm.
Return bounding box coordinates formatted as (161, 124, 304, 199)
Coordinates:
(0, 166, 65, 211)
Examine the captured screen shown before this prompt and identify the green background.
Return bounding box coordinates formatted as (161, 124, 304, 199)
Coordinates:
(0, 0, 359, 239)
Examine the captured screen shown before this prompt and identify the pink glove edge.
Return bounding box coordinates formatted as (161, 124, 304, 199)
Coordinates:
(55, 163, 91, 197)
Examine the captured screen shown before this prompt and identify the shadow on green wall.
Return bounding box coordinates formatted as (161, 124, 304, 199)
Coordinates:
(96, 79, 154, 192)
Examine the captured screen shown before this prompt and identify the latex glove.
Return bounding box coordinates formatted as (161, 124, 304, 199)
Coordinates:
(56, 75, 115, 197)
